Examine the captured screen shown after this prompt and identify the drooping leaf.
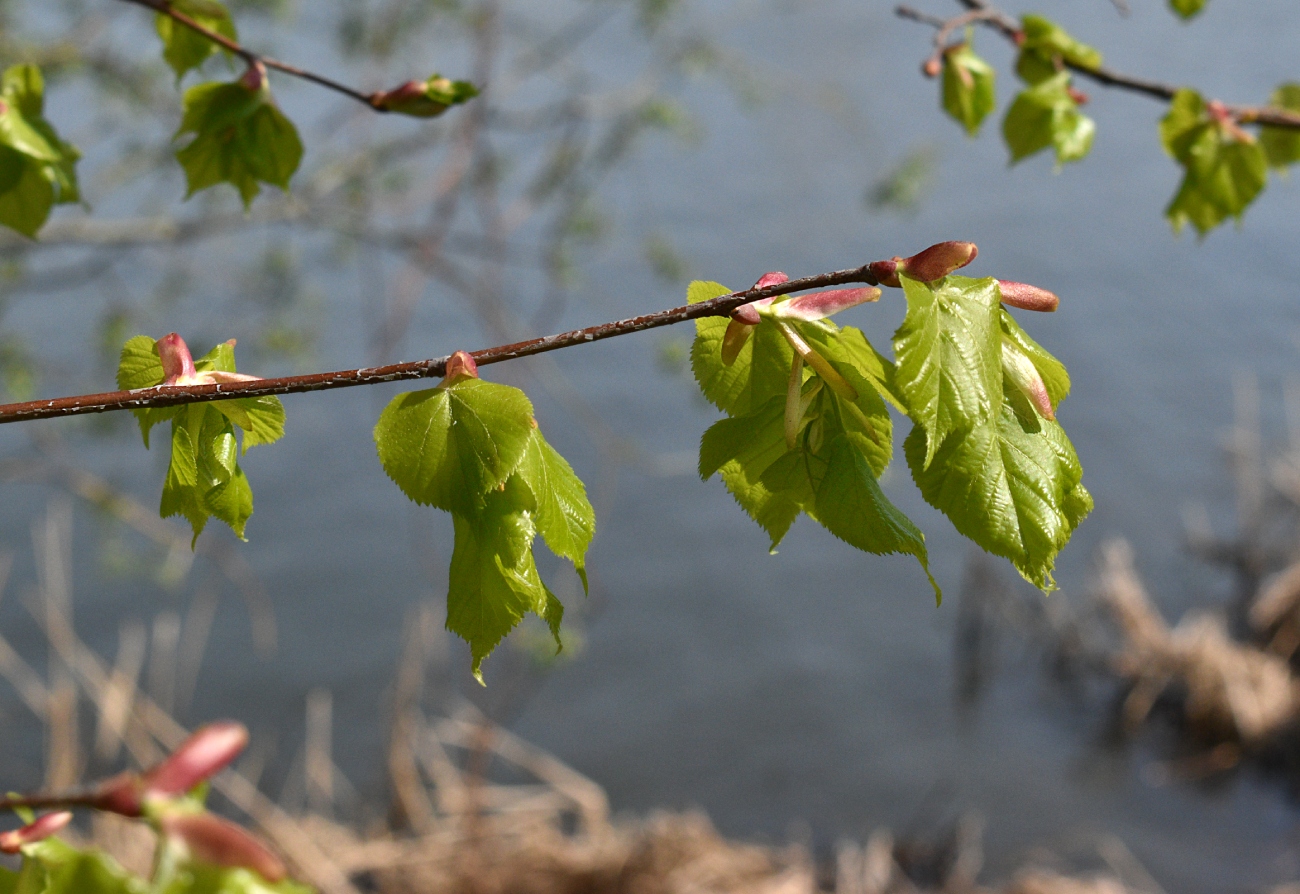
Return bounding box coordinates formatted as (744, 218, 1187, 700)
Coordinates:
(516, 428, 595, 591)
(1260, 83, 1300, 170)
(0, 65, 80, 237)
(1168, 0, 1208, 19)
(374, 377, 536, 513)
(905, 403, 1091, 590)
(174, 78, 303, 208)
(1003, 72, 1095, 166)
(892, 274, 1002, 469)
(156, 0, 239, 81)
(942, 43, 996, 136)
(446, 479, 556, 681)
(1015, 15, 1102, 85)
(1160, 88, 1267, 234)
(810, 435, 938, 601)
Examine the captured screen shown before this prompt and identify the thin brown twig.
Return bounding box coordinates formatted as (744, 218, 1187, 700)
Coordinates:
(0, 263, 880, 424)
(899, 1, 1300, 129)
(117, 0, 382, 110)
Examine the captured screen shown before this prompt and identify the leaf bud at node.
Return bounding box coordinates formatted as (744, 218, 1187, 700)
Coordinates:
(729, 271, 788, 325)
(922, 57, 942, 79)
(997, 280, 1059, 312)
(754, 271, 789, 290)
(772, 287, 881, 322)
(90, 772, 146, 817)
(1066, 85, 1090, 106)
(899, 241, 978, 282)
(143, 721, 249, 800)
(158, 333, 198, 384)
(1002, 339, 1054, 421)
(721, 319, 755, 366)
(160, 813, 287, 882)
(239, 61, 268, 93)
(867, 259, 901, 288)
(371, 75, 480, 118)
(0, 811, 72, 853)
(443, 350, 480, 383)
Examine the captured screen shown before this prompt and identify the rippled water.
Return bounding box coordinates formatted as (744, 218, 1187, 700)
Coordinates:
(3, 1, 1300, 889)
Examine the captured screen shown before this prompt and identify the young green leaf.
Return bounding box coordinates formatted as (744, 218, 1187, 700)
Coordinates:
(1002, 72, 1095, 166)
(0, 65, 80, 237)
(116, 334, 283, 544)
(999, 308, 1069, 410)
(1015, 15, 1102, 85)
(892, 275, 1002, 470)
(1168, 0, 1208, 19)
(516, 429, 595, 592)
(174, 73, 303, 208)
(693, 309, 796, 417)
(905, 403, 1091, 591)
(942, 43, 996, 137)
(1160, 89, 1267, 234)
(374, 378, 536, 513)
(4, 837, 145, 894)
(156, 0, 238, 81)
(1260, 83, 1300, 170)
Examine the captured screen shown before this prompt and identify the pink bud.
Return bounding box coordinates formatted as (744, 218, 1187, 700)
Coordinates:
(997, 280, 1059, 312)
(239, 61, 268, 92)
(771, 287, 881, 322)
(721, 319, 755, 366)
(922, 58, 942, 78)
(0, 812, 72, 853)
(160, 813, 286, 882)
(91, 772, 146, 817)
(729, 272, 788, 325)
(371, 75, 479, 118)
(443, 350, 479, 382)
(1002, 340, 1054, 421)
(158, 333, 197, 385)
(899, 241, 978, 282)
(143, 722, 248, 800)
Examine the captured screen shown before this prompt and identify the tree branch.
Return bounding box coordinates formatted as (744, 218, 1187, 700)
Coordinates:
(118, 0, 382, 110)
(898, 0, 1300, 130)
(0, 263, 882, 425)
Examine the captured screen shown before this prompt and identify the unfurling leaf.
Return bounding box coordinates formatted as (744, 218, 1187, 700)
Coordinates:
(0, 65, 80, 237)
(371, 75, 479, 117)
(116, 335, 284, 544)
(1015, 15, 1102, 86)
(1260, 83, 1300, 170)
(173, 67, 303, 208)
(1003, 72, 1095, 166)
(692, 279, 936, 597)
(1160, 89, 1267, 234)
(155, 0, 238, 81)
(942, 43, 996, 136)
(375, 373, 593, 679)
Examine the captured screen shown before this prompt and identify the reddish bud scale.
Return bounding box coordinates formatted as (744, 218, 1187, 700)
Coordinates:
(922, 58, 942, 78)
(158, 333, 197, 384)
(161, 813, 287, 882)
(772, 287, 881, 322)
(143, 722, 249, 800)
(0, 812, 72, 853)
(902, 241, 978, 282)
(239, 61, 268, 92)
(443, 351, 479, 382)
(997, 280, 1059, 312)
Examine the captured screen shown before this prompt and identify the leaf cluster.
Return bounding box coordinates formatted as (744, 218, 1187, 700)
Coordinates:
(691, 275, 1090, 593)
(117, 336, 285, 545)
(374, 376, 594, 680)
(0, 65, 80, 238)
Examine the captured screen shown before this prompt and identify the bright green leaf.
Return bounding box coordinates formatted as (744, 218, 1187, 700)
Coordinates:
(163, 862, 312, 894)
(693, 312, 794, 417)
(1260, 83, 1300, 170)
(1160, 89, 1267, 234)
(156, 0, 239, 81)
(174, 79, 303, 208)
(942, 43, 996, 136)
(0, 65, 80, 237)
(214, 397, 285, 452)
(1003, 72, 1095, 166)
(447, 479, 555, 680)
(810, 435, 938, 601)
(16, 838, 146, 894)
(905, 403, 1091, 590)
(374, 377, 536, 513)
(1016, 15, 1102, 85)
(892, 274, 1002, 469)
(516, 428, 595, 590)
